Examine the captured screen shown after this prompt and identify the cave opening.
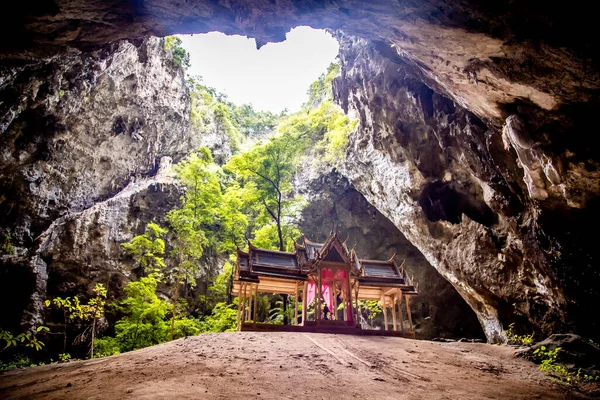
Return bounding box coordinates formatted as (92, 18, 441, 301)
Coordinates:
(179, 26, 339, 114)
(0, 22, 493, 353)
(418, 181, 498, 227)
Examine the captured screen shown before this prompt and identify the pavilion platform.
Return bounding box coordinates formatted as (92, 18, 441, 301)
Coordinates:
(239, 322, 416, 338)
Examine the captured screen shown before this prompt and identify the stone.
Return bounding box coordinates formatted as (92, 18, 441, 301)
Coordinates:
(295, 168, 484, 340)
(521, 334, 600, 375)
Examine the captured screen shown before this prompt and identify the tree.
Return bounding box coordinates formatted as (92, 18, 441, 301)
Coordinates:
(86, 284, 107, 359)
(121, 222, 168, 279)
(44, 296, 86, 353)
(227, 132, 307, 252)
(164, 36, 190, 68)
(227, 133, 309, 324)
(165, 148, 219, 340)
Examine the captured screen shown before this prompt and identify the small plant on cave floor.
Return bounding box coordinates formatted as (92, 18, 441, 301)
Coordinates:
(533, 346, 599, 384)
(505, 323, 534, 346)
(71, 283, 108, 359)
(45, 295, 87, 353)
(58, 353, 71, 362)
(1, 326, 49, 353)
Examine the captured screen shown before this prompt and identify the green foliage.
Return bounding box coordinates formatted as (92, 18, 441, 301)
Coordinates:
(226, 130, 308, 250)
(506, 323, 534, 346)
(359, 300, 383, 324)
(305, 62, 340, 109)
(45, 284, 106, 357)
(45, 295, 86, 353)
(1, 232, 15, 255)
(201, 301, 238, 332)
(267, 299, 294, 325)
(187, 76, 281, 153)
(252, 223, 301, 252)
(113, 277, 171, 351)
(121, 222, 168, 278)
(278, 100, 355, 165)
(164, 36, 190, 68)
(96, 277, 202, 356)
(0, 326, 48, 352)
(533, 346, 599, 384)
(58, 353, 71, 362)
(93, 336, 121, 358)
(0, 354, 37, 372)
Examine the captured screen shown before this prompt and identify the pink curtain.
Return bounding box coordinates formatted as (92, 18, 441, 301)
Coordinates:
(306, 282, 332, 316)
(305, 269, 353, 323)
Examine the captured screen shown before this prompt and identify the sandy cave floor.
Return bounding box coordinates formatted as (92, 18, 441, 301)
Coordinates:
(0, 332, 593, 399)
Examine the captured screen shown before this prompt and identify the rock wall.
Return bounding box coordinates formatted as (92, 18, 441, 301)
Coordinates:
(0, 37, 197, 249)
(333, 35, 599, 342)
(296, 169, 484, 339)
(0, 38, 198, 332)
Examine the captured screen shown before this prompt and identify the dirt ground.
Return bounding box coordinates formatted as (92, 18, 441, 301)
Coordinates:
(0, 332, 591, 399)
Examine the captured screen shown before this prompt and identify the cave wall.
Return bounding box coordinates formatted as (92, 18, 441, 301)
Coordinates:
(1, 0, 599, 342)
(333, 35, 599, 342)
(0, 37, 196, 249)
(0, 37, 199, 332)
(296, 169, 484, 340)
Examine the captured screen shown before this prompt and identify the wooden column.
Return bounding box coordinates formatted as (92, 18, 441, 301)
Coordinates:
(397, 289, 405, 335)
(355, 284, 361, 325)
(253, 283, 258, 324)
(294, 282, 299, 325)
(392, 294, 397, 332)
(406, 295, 414, 331)
(302, 281, 308, 326)
(381, 294, 388, 331)
(236, 283, 244, 331)
(346, 269, 354, 324)
(316, 271, 322, 325)
(243, 283, 249, 322)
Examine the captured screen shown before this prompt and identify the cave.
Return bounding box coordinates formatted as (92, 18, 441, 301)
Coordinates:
(418, 181, 498, 226)
(0, 2, 599, 393)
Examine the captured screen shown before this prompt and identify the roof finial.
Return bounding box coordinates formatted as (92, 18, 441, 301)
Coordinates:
(387, 252, 397, 263)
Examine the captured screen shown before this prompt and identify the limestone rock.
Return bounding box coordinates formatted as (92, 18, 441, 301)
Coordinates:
(296, 168, 484, 340)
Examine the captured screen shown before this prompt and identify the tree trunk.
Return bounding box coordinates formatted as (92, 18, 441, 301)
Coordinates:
(63, 311, 67, 354)
(91, 315, 96, 359)
(170, 249, 183, 341)
(276, 218, 288, 325)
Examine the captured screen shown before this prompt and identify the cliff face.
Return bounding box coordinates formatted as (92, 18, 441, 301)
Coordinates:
(333, 35, 598, 342)
(0, 38, 195, 249)
(296, 169, 484, 340)
(0, 38, 197, 332)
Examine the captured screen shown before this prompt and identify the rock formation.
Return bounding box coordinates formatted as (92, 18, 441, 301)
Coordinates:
(1, 1, 599, 342)
(296, 169, 484, 339)
(333, 35, 597, 342)
(0, 37, 196, 332)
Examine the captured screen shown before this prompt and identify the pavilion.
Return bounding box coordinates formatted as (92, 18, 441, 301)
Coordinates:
(232, 231, 419, 337)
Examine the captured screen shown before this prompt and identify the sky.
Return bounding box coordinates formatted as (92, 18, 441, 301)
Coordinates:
(179, 27, 339, 114)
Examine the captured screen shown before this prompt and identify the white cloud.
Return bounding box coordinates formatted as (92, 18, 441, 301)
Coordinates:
(179, 27, 339, 113)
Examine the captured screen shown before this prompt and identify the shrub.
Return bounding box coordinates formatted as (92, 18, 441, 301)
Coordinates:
(506, 323, 534, 346)
(164, 36, 190, 68)
(93, 337, 121, 358)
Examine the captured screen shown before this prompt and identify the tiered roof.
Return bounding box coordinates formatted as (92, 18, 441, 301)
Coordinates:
(236, 232, 418, 294)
